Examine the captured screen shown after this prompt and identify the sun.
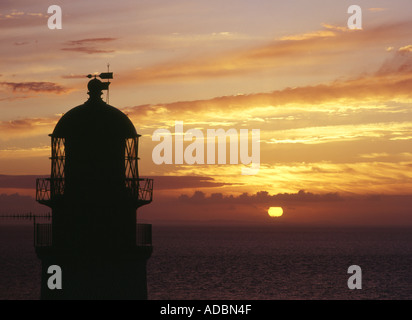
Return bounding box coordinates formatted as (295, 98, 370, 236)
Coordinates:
(268, 207, 283, 218)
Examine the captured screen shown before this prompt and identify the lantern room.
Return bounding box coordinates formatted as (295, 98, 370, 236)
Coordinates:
(36, 77, 153, 208)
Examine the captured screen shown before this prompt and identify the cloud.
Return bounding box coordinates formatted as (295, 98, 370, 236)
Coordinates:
(138, 189, 412, 226)
(0, 95, 32, 102)
(161, 159, 412, 198)
(0, 174, 45, 189)
(178, 190, 343, 205)
(0, 174, 228, 191)
(61, 47, 115, 54)
(3, 39, 412, 163)
(0, 117, 58, 141)
(13, 41, 29, 46)
(377, 48, 412, 75)
(321, 24, 349, 32)
(61, 38, 118, 55)
(0, 193, 45, 214)
(0, 11, 43, 20)
(265, 122, 412, 145)
(0, 81, 69, 94)
(153, 175, 231, 190)
(359, 153, 390, 159)
(119, 21, 412, 85)
(0, 10, 46, 28)
(124, 56, 412, 124)
(61, 74, 89, 79)
(368, 8, 387, 12)
(279, 29, 337, 41)
(65, 38, 118, 46)
(398, 45, 412, 53)
(0, 175, 411, 225)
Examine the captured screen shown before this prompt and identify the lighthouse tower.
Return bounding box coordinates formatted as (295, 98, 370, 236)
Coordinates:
(34, 74, 153, 300)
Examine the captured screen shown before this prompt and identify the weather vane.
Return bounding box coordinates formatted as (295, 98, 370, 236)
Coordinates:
(86, 63, 113, 103)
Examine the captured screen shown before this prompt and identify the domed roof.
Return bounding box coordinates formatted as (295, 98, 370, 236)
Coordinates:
(52, 79, 137, 138)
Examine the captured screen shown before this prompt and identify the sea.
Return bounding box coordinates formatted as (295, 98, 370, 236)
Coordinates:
(1, 222, 412, 300)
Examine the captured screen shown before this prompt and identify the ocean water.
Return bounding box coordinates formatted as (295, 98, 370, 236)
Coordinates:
(1, 223, 412, 300)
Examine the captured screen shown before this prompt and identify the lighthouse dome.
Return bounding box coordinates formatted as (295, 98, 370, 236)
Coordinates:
(52, 79, 137, 139)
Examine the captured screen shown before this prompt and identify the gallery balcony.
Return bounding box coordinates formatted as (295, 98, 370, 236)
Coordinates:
(36, 177, 153, 206)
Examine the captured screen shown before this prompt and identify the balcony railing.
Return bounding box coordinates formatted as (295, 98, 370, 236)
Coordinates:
(36, 177, 153, 204)
(33, 223, 152, 248)
(125, 178, 153, 203)
(36, 178, 51, 202)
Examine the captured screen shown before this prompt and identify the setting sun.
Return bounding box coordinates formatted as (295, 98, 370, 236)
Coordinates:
(268, 207, 283, 218)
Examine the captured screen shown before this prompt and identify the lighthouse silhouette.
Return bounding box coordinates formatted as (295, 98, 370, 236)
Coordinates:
(34, 73, 153, 300)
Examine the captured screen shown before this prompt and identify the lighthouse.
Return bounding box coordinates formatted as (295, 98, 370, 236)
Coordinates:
(34, 74, 153, 300)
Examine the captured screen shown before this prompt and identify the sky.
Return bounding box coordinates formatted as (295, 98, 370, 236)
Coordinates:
(1, 0, 412, 225)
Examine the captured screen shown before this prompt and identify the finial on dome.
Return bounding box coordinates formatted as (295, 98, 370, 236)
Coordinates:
(87, 78, 105, 99)
(85, 71, 113, 100)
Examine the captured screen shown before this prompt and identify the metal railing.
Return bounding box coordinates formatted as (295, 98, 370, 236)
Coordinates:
(125, 178, 154, 202)
(36, 177, 153, 204)
(36, 178, 51, 202)
(140, 178, 154, 202)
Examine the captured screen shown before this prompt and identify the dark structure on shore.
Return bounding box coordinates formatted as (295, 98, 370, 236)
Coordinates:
(34, 73, 153, 299)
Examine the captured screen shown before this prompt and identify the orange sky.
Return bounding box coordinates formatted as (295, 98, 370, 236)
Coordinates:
(1, 1, 412, 225)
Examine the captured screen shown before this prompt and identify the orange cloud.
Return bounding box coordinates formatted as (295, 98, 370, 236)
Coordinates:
(0, 10, 46, 28)
(65, 38, 118, 46)
(368, 8, 387, 12)
(0, 117, 58, 141)
(118, 21, 412, 85)
(123, 55, 412, 125)
(61, 74, 88, 79)
(0, 81, 70, 94)
(61, 38, 118, 55)
(61, 47, 115, 54)
(398, 45, 412, 53)
(0, 174, 228, 191)
(138, 189, 412, 226)
(278, 30, 337, 41)
(2, 47, 411, 149)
